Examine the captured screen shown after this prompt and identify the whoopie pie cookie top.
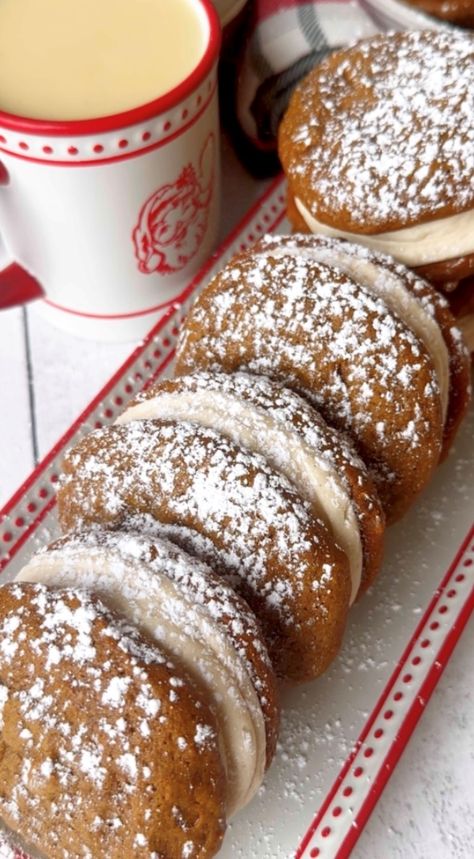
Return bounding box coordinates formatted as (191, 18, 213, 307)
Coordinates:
(279, 30, 474, 234)
(250, 233, 471, 460)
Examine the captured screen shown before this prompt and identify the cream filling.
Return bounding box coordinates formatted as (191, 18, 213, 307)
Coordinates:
(117, 391, 363, 604)
(261, 239, 450, 425)
(295, 196, 474, 268)
(17, 546, 266, 817)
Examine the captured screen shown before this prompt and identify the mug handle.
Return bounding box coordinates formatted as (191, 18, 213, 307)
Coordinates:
(0, 159, 44, 309)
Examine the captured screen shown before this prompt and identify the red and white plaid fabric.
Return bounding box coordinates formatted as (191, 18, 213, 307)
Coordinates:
(231, 0, 380, 170)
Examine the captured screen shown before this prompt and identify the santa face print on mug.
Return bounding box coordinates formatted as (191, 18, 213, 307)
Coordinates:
(133, 133, 215, 276)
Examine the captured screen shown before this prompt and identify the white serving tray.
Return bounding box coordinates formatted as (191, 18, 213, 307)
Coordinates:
(0, 176, 473, 859)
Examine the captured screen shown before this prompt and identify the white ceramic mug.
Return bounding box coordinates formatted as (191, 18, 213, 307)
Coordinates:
(0, 0, 221, 341)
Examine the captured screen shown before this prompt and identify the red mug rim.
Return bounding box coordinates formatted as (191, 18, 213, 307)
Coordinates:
(0, 0, 221, 137)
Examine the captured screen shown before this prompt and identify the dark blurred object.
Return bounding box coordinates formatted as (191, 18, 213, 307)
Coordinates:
(219, 0, 253, 129)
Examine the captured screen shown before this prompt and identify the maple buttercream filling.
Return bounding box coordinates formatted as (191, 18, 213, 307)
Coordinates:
(17, 533, 266, 817)
(295, 197, 474, 270)
(260, 236, 450, 425)
(117, 390, 363, 604)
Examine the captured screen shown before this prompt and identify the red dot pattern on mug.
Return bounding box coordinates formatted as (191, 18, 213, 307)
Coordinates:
(0, 73, 216, 163)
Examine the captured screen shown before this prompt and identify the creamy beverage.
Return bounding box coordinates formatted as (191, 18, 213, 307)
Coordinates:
(0, 0, 208, 120)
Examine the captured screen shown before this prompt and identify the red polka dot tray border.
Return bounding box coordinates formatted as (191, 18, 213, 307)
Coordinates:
(0, 175, 473, 859)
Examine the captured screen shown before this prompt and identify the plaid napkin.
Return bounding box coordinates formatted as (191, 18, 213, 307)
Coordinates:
(229, 0, 380, 173)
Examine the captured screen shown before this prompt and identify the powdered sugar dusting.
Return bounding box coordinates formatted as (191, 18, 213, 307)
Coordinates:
(62, 422, 341, 628)
(17, 523, 277, 817)
(59, 420, 350, 680)
(130, 370, 385, 600)
(260, 233, 470, 417)
(281, 31, 474, 230)
(176, 244, 442, 519)
(0, 582, 223, 858)
(36, 526, 274, 719)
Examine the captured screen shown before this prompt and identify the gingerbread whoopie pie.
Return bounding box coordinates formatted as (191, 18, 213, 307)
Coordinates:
(251, 234, 471, 460)
(57, 420, 351, 684)
(117, 371, 385, 602)
(175, 237, 449, 523)
(278, 30, 474, 299)
(17, 527, 280, 817)
(0, 582, 226, 859)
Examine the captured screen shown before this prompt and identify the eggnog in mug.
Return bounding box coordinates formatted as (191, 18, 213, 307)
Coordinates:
(0, 0, 208, 119)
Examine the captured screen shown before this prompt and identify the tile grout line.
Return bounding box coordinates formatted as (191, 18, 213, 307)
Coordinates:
(22, 306, 39, 465)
